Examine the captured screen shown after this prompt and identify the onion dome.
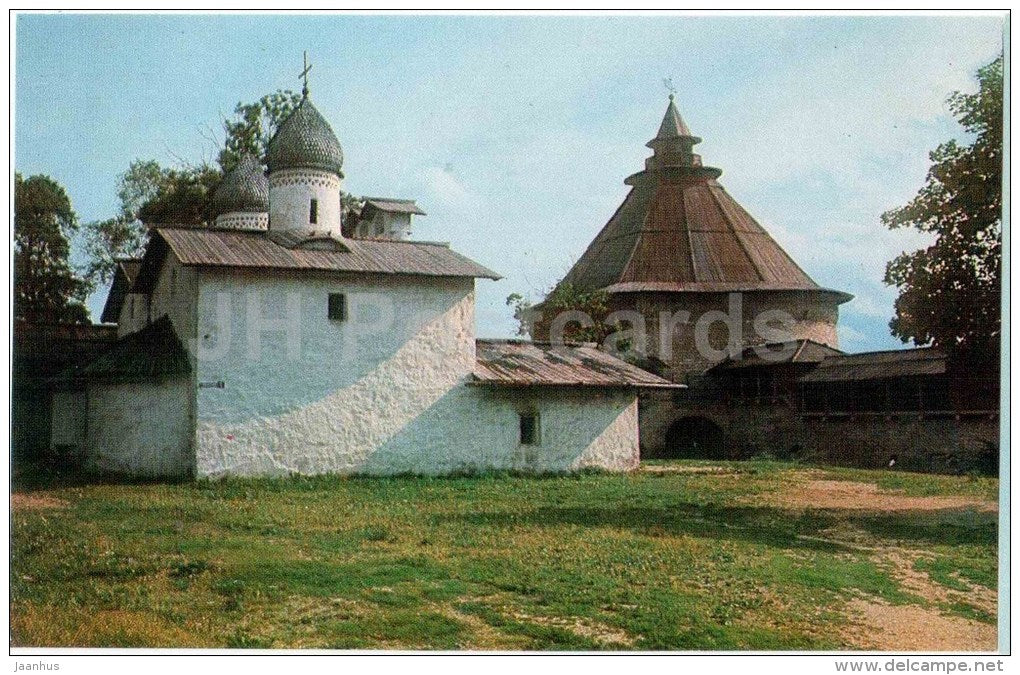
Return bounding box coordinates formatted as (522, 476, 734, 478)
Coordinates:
(265, 98, 344, 177)
(211, 154, 269, 215)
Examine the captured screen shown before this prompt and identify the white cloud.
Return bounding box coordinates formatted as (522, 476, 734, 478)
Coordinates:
(421, 166, 485, 215)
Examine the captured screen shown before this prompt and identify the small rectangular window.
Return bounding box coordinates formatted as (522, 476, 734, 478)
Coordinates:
(328, 293, 346, 321)
(519, 412, 540, 446)
(310, 198, 318, 224)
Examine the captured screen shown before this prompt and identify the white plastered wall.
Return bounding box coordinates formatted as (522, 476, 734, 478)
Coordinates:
(116, 293, 149, 338)
(85, 376, 194, 477)
(94, 253, 198, 477)
(268, 169, 342, 236)
(193, 270, 639, 476)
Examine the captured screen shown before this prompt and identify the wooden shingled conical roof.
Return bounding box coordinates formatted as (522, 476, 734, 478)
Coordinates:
(558, 96, 851, 301)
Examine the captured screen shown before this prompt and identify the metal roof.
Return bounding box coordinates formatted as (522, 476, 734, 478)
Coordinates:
(99, 259, 144, 324)
(140, 227, 500, 285)
(211, 154, 269, 215)
(602, 281, 850, 296)
(265, 98, 344, 177)
(362, 198, 427, 216)
(472, 339, 682, 389)
(649, 94, 697, 144)
(799, 348, 947, 383)
(711, 339, 844, 371)
(553, 99, 852, 304)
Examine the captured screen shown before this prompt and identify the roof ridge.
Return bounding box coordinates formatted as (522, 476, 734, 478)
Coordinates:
(476, 338, 598, 348)
(822, 346, 941, 360)
(358, 238, 450, 247)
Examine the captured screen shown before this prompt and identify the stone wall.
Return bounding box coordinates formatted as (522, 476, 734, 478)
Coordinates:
(638, 391, 999, 474)
(608, 290, 842, 380)
(800, 415, 999, 474)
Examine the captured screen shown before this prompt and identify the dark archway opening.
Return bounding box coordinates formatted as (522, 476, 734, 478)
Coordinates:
(663, 417, 726, 459)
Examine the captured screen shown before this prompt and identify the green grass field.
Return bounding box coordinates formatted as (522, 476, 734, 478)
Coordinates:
(10, 461, 999, 650)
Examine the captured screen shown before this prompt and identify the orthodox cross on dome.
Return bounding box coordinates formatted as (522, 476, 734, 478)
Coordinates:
(299, 51, 313, 98)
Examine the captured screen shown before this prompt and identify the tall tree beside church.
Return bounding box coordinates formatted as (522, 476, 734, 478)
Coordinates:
(14, 173, 91, 324)
(82, 90, 305, 285)
(218, 89, 304, 172)
(882, 54, 1002, 374)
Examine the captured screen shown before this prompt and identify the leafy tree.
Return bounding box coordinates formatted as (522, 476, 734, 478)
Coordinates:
(82, 91, 301, 285)
(83, 89, 362, 286)
(81, 161, 222, 284)
(508, 283, 614, 344)
(882, 54, 1002, 375)
(14, 173, 91, 324)
(218, 89, 303, 172)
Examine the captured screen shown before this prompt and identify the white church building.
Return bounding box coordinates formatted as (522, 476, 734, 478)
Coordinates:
(52, 88, 677, 479)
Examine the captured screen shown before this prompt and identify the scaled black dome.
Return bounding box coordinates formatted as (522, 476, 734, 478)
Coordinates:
(265, 98, 344, 177)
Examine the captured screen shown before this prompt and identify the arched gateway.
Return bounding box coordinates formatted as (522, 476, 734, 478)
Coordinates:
(663, 417, 726, 460)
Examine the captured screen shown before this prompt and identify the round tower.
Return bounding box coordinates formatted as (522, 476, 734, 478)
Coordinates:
(536, 94, 853, 378)
(210, 153, 269, 231)
(265, 94, 345, 236)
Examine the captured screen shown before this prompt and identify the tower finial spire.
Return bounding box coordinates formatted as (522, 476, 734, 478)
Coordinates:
(299, 51, 312, 99)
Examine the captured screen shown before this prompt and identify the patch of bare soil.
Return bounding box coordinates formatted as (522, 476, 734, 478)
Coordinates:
(882, 551, 997, 617)
(11, 493, 68, 511)
(759, 477, 997, 651)
(510, 609, 637, 647)
(844, 599, 996, 652)
(770, 480, 997, 513)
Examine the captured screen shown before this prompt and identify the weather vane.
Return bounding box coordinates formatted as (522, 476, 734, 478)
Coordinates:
(662, 77, 677, 100)
(299, 51, 312, 98)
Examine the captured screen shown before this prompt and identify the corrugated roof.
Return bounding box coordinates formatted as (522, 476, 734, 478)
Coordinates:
(147, 227, 500, 282)
(799, 348, 946, 383)
(363, 198, 427, 215)
(711, 339, 844, 371)
(100, 259, 144, 324)
(553, 99, 852, 304)
(54, 316, 191, 383)
(472, 339, 682, 388)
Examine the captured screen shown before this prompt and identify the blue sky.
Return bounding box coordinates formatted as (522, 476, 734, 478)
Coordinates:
(14, 13, 1005, 351)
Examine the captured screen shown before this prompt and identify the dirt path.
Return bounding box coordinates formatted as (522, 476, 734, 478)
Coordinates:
(763, 474, 998, 651)
(11, 493, 68, 511)
(769, 479, 997, 513)
(844, 599, 995, 651)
